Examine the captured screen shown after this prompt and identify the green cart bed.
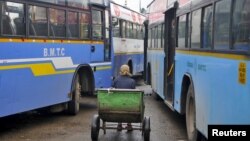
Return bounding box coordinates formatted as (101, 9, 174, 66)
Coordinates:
(91, 88, 151, 141)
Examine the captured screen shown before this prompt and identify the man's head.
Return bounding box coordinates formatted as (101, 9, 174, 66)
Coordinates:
(120, 64, 131, 76)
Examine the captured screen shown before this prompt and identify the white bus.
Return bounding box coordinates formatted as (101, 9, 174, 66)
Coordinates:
(111, 1, 146, 78)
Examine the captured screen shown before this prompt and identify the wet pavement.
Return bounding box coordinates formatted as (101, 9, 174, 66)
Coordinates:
(0, 85, 187, 141)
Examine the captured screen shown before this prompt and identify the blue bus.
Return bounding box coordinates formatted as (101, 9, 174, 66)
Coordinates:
(110, 1, 145, 78)
(0, 0, 112, 117)
(146, 0, 250, 140)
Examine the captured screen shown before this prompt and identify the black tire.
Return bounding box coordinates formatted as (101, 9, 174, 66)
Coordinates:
(186, 84, 198, 141)
(143, 116, 150, 141)
(67, 74, 80, 115)
(91, 114, 100, 141)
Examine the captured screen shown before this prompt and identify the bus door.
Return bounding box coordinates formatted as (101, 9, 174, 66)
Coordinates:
(91, 6, 111, 62)
(144, 20, 149, 81)
(163, 3, 177, 108)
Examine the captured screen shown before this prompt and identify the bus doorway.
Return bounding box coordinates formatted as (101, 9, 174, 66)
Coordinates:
(164, 3, 177, 108)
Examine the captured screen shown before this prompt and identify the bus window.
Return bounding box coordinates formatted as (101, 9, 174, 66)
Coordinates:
(80, 13, 90, 39)
(158, 25, 161, 48)
(126, 22, 131, 38)
(68, 11, 79, 38)
(233, 0, 250, 51)
(162, 23, 164, 48)
(112, 17, 119, 37)
(191, 9, 201, 49)
(154, 26, 158, 48)
(90, 0, 104, 5)
(105, 10, 109, 38)
(92, 10, 103, 39)
(187, 13, 191, 48)
(142, 26, 145, 39)
(148, 28, 151, 48)
(36, 0, 65, 5)
(135, 24, 139, 39)
(202, 6, 213, 49)
(214, 0, 232, 50)
(132, 23, 137, 38)
(3, 2, 25, 36)
(68, 0, 89, 9)
(130, 23, 134, 38)
(178, 15, 187, 48)
(29, 5, 48, 37)
(152, 27, 155, 48)
(130, 22, 134, 38)
(138, 25, 143, 39)
(49, 8, 66, 37)
(121, 20, 126, 38)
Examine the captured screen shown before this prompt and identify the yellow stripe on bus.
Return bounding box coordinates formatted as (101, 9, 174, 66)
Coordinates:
(0, 63, 75, 76)
(176, 50, 250, 61)
(0, 63, 111, 76)
(95, 66, 112, 71)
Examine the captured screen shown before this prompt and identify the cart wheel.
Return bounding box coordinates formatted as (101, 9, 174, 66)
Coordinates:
(143, 116, 151, 141)
(91, 114, 100, 141)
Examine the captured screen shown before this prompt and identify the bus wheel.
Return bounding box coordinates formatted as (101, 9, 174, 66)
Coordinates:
(67, 74, 80, 115)
(186, 84, 198, 141)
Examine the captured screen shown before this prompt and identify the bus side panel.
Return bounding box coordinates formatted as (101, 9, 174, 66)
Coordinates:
(175, 52, 250, 138)
(147, 49, 165, 99)
(0, 70, 73, 117)
(196, 56, 250, 137)
(208, 59, 250, 123)
(90, 43, 105, 62)
(194, 55, 212, 137)
(112, 37, 144, 76)
(94, 66, 112, 88)
(0, 42, 111, 117)
(174, 52, 196, 113)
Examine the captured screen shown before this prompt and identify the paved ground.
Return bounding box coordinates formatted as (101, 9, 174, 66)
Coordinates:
(0, 85, 187, 141)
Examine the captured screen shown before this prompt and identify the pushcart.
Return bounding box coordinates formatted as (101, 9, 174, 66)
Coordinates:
(91, 88, 150, 141)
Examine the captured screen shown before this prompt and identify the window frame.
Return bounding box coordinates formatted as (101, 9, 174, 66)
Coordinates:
(0, 1, 2, 35)
(190, 8, 202, 49)
(91, 7, 104, 40)
(1, 1, 26, 37)
(28, 5, 49, 38)
(213, 0, 232, 50)
(0, 0, 92, 40)
(201, 5, 213, 49)
(79, 12, 90, 39)
(161, 23, 164, 48)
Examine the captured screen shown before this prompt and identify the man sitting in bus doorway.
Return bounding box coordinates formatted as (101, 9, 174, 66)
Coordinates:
(112, 64, 136, 131)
